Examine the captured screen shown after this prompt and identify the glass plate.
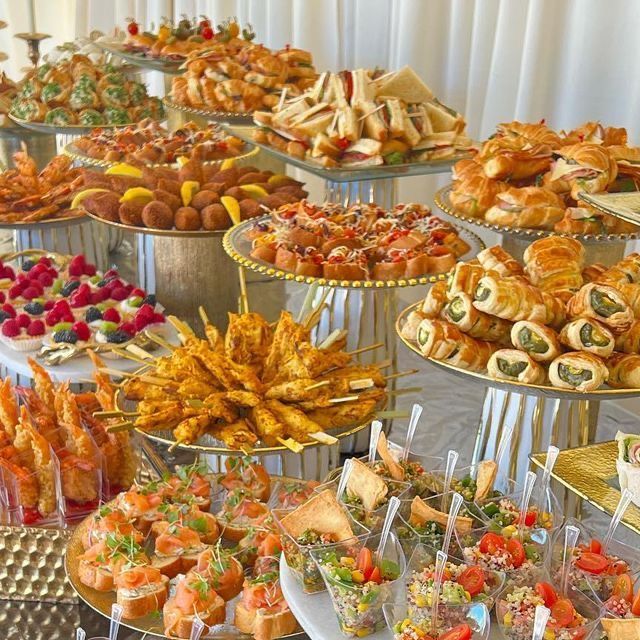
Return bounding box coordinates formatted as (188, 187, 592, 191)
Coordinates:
(435, 183, 640, 243)
(96, 41, 184, 74)
(396, 300, 640, 400)
(223, 215, 485, 289)
(8, 113, 158, 136)
(222, 125, 472, 183)
(163, 98, 254, 125)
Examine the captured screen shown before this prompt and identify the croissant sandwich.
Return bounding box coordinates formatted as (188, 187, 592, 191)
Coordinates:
(510, 321, 562, 363)
(548, 351, 608, 391)
(496, 120, 563, 148)
(478, 137, 552, 181)
(485, 187, 565, 230)
(451, 158, 484, 183)
(449, 175, 506, 218)
(553, 207, 609, 235)
(567, 283, 634, 334)
(559, 318, 615, 358)
(487, 349, 546, 384)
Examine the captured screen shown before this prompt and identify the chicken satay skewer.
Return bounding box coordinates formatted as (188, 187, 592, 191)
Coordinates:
(143, 330, 176, 352)
(296, 281, 320, 323)
(383, 369, 419, 381)
(106, 421, 135, 433)
(108, 347, 154, 366)
(347, 342, 385, 357)
(126, 344, 159, 362)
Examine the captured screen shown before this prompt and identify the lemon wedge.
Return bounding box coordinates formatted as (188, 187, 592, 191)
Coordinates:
(176, 155, 189, 167)
(240, 184, 269, 199)
(70, 188, 110, 209)
(180, 180, 200, 206)
(267, 174, 292, 187)
(221, 196, 241, 225)
(220, 158, 235, 171)
(105, 163, 143, 178)
(119, 187, 154, 204)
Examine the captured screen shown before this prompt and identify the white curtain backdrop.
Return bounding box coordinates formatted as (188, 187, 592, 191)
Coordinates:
(2, 0, 640, 206)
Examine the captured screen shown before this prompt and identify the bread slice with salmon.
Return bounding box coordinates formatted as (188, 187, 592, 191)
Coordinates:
(151, 524, 209, 578)
(114, 565, 170, 619)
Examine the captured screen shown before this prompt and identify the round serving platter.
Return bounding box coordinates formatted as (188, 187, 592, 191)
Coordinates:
(223, 215, 485, 290)
(0, 210, 86, 230)
(396, 301, 640, 400)
(96, 41, 185, 75)
(163, 98, 254, 126)
(62, 139, 259, 170)
(9, 113, 166, 136)
(434, 183, 640, 244)
(65, 477, 308, 640)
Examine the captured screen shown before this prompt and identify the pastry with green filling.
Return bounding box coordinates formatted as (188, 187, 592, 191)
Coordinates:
(510, 320, 562, 363)
(548, 351, 608, 391)
(567, 283, 633, 334)
(487, 348, 546, 384)
(559, 318, 614, 357)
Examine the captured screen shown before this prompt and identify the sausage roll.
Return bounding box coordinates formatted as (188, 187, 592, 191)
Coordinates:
(597, 253, 640, 287)
(582, 263, 607, 284)
(523, 237, 584, 302)
(415, 319, 497, 371)
(548, 351, 609, 391)
(607, 352, 640, 389)
(487, 349, 546, 384)
(446, 262, 485, 300)
(566, 283, 634, 334)
(559, 318, 615, 358)
(473, 274, 547, 323)
(476, 245, 523, 278)
(443, 292, 512, 342)
(420, 281, 448, 318)
(614, 320, 640, 354)
(510, 321, 562, 363)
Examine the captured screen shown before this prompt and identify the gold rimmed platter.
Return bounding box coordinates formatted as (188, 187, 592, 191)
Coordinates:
(63, 140, 259, 169)
(96, 41, 184, 75)
(434, 183, 640, 244)
(223, 215, 485, 290)
(396, 301, 640, 400)
(9, 113, 165, 136)
(530, 441, 640, 535)
(0, 210, 85, 230)
(163, 98, 254, 126)
(65, 477, 308, 639)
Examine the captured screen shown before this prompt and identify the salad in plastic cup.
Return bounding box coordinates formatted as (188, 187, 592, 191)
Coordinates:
(406, 544, 506, 612)
(383, 600, 491, 640)
(396, 511, 452, 558)
(311, 531, 406, 637)
(273, 506, 370, 594)
(411, 491, 488, 529)
(550, 518, 640, 604)
(267, 478, 319, 510)
(445, 463, 519, 502)
(496, 578, 602, 640)
(458, 527, 550, 588)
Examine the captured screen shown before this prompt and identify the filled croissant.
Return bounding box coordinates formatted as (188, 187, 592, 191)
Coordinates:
(566, 283, 634, 334)
(597, 252, 640, 287)
(446, 262, 485, 300)
(510, 321, 562, 363)
(484, 187, 565, 230)
(559, 318, 615, 358)
(443, 292, 511, 342)
(476, 245, 523, 278)
(487, 349, 546, 384)
(607, 352, 640, 389)
(548, 351, 609, 391)
(421, 281, 448, 318)
(449, 175, 506, 218)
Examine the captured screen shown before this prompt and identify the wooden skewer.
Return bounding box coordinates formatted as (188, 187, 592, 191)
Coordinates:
(144, 330, 175, 352)
(389, 386, 423, 396)
(168, 315, 194, 339)
(109, 347, 152, 366)
(93, 409, 134, 418)
(329, 395, 359, 404)
(304, 287, 330, 329)
(296, 281, 320, 324)
(127, 344, 158, 361)
(383, 368, 419, 381)
(348, 342, 384, 357)
(277, 437, 304, 453)
(198, 306, 210, 328)
(238, 266, 249, 314)
(168, 440, 182, 453)
(318, 328, 347, 350)
(99, 367, 135, 379)
(106, 421, 135, 433)
(373, 358, 393, 370)
(376, 410, 411, 419)
(309, 432, 338, 445)
(349, 378, 374, 391)
(305, 380, 331, 391)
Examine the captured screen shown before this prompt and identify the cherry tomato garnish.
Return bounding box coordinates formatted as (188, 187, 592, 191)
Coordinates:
(506, 538, 525, 568)
(127, 20, 139, 35)
(356, 547, 373, 574)
(550, 598, 576, 627)
(575, 551, 609, 574)
(201, 26, 214, 39)
(439, 624, 472, 640)
(535, 581, 559, 608)
(517, 510, 537, 527)
(368, 566, 381, 584)
(457, 566, 485, 597)
(612, 573, 634, 603)
(632, 589, 640, 616)
(589, 539, 602, 554)
(479, 532, 505, 554)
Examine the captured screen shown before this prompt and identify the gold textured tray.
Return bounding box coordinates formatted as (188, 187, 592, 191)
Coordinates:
(163, 97, 254, 125)
(435, 184, 640, 244)
(65, 481, 308, 639)
(397, 300, 640, 400)
(223, 215, 485, 289)
(530, 441, 640, 535)
(62, 140, 259, 169)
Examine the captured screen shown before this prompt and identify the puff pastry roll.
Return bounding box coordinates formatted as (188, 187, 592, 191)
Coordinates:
(401, 309, 428, 341)
(582, 263, 607, 284)
(446, 262, 485, 300)
(510, 321, 562, 363)
(559, 318, 615, 357)
(541, 291, 567, 328)
(487, 349, 546, 384)
(415, 319, 497, 371)
(443, 292, 512, 342)
(606, 352, 640, 389)
(421, 281, 448, 318)
(566, 283, 634, 334)
(473, 274, 547, 323)
(476, 245, 523, 278)
(597, 253, 640, 287)
(548, 351, 608, 391)
(523, 237, 584, 301)
(614, 319, 640, 354)
(619, 283, 640, 316)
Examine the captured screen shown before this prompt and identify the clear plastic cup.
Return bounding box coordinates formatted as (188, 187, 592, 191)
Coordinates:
(406, 543, 506, 612)
(383, 600, 491, 639)
(496, 579, 603, 640)
(310, 531, 406, 637)
(273, 506, 370, 594)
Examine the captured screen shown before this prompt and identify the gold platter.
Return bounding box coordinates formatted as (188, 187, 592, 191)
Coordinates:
(0, 210, 85, 230)
(65, 478, 309, 639)
(62, 140, 259, 170)
(434, 184, 640, 244)
(396, 300, 640, 400)
(223, 216, 485, 290)
(8, 114, 164, 136)
(530, 441, 640, 535)
(163, 97, 254, 125)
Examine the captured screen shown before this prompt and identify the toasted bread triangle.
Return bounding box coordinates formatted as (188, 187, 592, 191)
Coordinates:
(474, 460, 498, 501)
(376, 432, 405, 481)
(601, 618, 640, 640)
(347, 458, 389, 512)
(409, 496, 472, 534)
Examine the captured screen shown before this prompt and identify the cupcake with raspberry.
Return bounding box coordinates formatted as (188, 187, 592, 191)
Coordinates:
(0, 316, 46, 351)
(94, 320, 137, 357)
(7, 275, 46, 309)
(0, 261, 16, 289)
(68, 283, 93, 320)
(23, 257, 59, 291)
(65, 254, 98, 282)
(44, 300, 75, 329)
(0, 303, 17, 325)
(23, 299, 46, 319)
(119, 288, 148, 318)
(133, 303, 166, 334)
(43, 320, 92, 348)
